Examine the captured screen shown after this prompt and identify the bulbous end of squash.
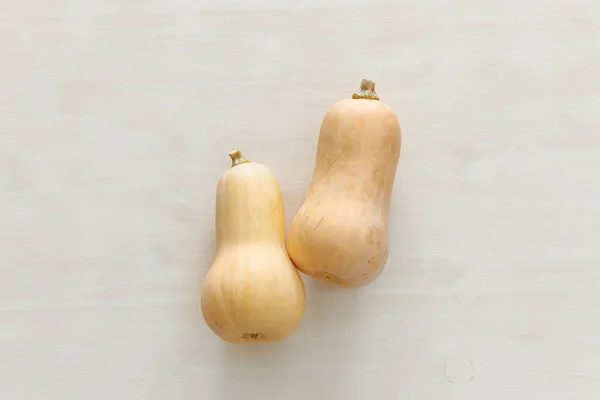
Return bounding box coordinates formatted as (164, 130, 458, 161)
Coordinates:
(229, 148, 250, 167)
(352, 79, 380, 101)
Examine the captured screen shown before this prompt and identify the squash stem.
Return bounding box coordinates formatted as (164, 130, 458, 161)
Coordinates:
(352, 79, 380, 101)
(229, 148, 250, 167)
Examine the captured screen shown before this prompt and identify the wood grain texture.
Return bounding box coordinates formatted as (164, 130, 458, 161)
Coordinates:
(1, 0, 600, 399)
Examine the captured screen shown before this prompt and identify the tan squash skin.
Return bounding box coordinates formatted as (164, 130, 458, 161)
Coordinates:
(287, 80, 401, 288)
(202, 150, 306, 343)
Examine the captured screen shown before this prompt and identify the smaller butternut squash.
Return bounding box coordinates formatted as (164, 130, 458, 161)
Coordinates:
(287, 79, 401, 288)
(202, 149, 306, 343)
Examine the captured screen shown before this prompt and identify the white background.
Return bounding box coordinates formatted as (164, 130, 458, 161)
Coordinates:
(1, 1, 600, 399)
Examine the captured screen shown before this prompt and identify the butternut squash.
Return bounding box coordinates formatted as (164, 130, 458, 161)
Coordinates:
(202, 149, 306, 343)
(287, 79, 401, 288)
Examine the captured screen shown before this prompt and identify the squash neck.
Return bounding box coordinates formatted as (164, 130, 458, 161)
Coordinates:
(229, 149, 250, 167)
(352, 79, 380, 101)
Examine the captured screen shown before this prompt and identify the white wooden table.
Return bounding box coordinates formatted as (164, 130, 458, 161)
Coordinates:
(2, 1, 600, 399)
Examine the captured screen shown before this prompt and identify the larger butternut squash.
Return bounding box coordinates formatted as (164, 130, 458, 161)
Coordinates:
(287, 79, 401, 288)
(202, 149, 306, 343)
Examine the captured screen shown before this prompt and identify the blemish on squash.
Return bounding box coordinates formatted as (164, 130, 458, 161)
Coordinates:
(241, 333, 267, 341)
(314, 271, 342, 284)
(310, 155, 341, 189)
(366, 230, 375, 246)
(313, 216, 325, 231)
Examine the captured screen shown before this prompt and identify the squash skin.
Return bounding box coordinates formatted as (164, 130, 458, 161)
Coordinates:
(287, 84, 401, 288)
(202, 151, 306, 343)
